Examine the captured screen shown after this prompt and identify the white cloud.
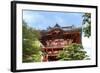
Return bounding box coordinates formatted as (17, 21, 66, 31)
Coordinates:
(23, 12, 43, 23)
(23, 11, 49, 29)
(55, 16, 66, 24)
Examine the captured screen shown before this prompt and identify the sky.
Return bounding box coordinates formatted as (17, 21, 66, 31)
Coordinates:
(23, 10, 84, 30)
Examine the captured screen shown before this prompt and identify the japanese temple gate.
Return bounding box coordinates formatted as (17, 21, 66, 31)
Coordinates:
(40, 24, 81, 61)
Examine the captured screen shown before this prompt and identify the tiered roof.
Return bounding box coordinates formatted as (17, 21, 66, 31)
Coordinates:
(40, 23, 81, 36)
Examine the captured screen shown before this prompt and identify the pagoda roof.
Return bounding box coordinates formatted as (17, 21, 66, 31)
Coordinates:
(40, 24, 82, 37)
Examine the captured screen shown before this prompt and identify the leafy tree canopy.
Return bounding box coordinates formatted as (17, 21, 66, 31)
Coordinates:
(83, 13, 91, 38)
(22, 20, 42, 62)
(57, 43, 89, 61)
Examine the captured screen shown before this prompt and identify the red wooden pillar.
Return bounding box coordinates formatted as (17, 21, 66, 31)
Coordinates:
(43, 55, 48, 62)
(52, 48, 53, 54)
(43, 48, 48, 62)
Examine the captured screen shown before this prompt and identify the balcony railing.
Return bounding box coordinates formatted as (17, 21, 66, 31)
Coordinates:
(45, 39, 73, 47)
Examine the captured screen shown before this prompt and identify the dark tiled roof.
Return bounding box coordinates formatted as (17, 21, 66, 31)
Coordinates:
(40, 24, 82, 36)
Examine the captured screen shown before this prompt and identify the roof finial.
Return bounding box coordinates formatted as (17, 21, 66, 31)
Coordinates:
(54, 23, 60, 28)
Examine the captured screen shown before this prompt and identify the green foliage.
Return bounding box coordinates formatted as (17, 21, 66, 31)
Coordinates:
(31, 52, 42, 62)
(57, 43, 89, 61)
(83, 13, 91, 38)
(23, 21, 41, 40)
(83, 24, 91, 38)
(22, 20, 42, 62)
